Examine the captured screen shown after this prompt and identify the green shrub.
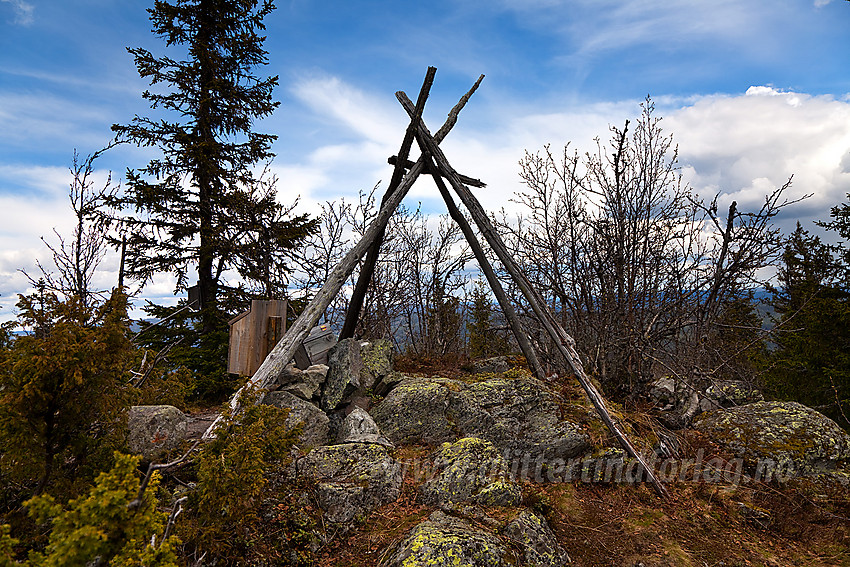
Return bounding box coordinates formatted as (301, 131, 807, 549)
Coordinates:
(180, 389, 302, 563)
(1, 452, 179, 566)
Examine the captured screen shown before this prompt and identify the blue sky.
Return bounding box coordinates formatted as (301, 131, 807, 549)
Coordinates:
(1, 0, 849, 318)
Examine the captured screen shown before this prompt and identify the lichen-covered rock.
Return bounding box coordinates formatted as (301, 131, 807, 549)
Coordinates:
(321, 339, 395, 411)
(503, 510, 571, 567)
(263, 390, 329, 448)
(294, 443, 402, 524)
(321, 339, 366, 411)
(275, 363, 327, 400)
(420, 438, 521, 508)
(700, 380, 763, 411)
(127, 405, 188, 460)
(373, 375, 590, 466)
(371, 377, 454, 445)
(360, 338, 394, 388)
(373, 370, 405, 398)
(336, 407, 394, 447)
(470, 355, 512, 374)
(694, 401, 850, 477)
(450, 377, 590, 462)
(380, 511, 507, 567)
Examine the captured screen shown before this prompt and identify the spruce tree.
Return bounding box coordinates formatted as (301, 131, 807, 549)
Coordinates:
(112, 0, 314, 395)
(768, 223, 850, 427)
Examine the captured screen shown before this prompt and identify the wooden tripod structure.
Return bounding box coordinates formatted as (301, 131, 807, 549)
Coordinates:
(205, 68, 668, 499)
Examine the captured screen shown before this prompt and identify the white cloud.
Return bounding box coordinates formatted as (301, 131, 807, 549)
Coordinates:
(666, 88, 850, 225)
(1, 0, 33, 26)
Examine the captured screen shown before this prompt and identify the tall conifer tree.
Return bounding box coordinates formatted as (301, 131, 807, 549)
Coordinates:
(112, 0, 314, 393)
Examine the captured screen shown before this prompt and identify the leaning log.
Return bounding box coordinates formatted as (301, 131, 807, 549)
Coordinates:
(339, 67, 437, 339)
(427, 153, 546, 381)
(398, 93, 669, 498)
(203, 74, 485, 439)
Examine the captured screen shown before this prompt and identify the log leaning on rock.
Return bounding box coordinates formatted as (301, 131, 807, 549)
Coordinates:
(203, 71, 484, 439)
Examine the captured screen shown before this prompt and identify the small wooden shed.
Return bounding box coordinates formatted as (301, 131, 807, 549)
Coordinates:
(227, 299, 289, 377)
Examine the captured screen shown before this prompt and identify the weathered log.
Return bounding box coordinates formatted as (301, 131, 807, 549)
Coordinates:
(339, 67, 437, 339)
(387, 155, 486, 188)
(203, 74, 484, 439)
(398, 93, 669, 498)
(426, 152, 545, 381)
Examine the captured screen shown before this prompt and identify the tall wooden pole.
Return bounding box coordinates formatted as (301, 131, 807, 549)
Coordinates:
(398, 93, 669, 498)
(426, 154, 546, 381)
(340, 67, 437, 339)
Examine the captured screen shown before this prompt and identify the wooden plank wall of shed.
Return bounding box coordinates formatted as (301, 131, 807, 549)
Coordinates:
(227, 300, 288, 377)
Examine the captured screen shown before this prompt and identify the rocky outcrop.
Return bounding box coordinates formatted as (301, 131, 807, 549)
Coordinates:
(263, 390, 329, 448)
(503, 510, 571, 567)
(380, 511, 507, 567)
(694, 401, 850, 478)
(127, 405, 188, 460)
(293, 443, 402, 524)
(420, 438, 521, 508)
(372, 375, 590, 465)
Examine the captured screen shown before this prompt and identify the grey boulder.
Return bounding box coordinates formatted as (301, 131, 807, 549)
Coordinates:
(294, 443, 402, 524)
(263, 390, 329, 448)
(372, 375, 590, 466)
(694, 401, 850, 478)
(420, 437, 521, 508)
(127, 405, 188, 460)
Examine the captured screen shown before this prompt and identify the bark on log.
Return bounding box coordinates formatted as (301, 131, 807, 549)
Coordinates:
(203, 74, 484, 439)
(426, 153, 546, 381)
(398, 93, 669, 499)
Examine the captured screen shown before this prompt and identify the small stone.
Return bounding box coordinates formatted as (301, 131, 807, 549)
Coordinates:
(337, 407, 380, 442)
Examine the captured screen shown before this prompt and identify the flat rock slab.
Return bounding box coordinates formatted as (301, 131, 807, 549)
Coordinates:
(127, 405, 188, 460)
(372, 375, 590, 464)
(694, 401, 850, 477)
(294, 443, 402, 524)
(263, 390, 329, 448)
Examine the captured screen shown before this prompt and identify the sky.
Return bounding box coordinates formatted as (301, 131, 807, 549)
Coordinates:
(1, 0, 849, 320)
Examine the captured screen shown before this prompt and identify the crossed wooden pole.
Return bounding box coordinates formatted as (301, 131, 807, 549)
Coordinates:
(205, 67, 669, 499)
